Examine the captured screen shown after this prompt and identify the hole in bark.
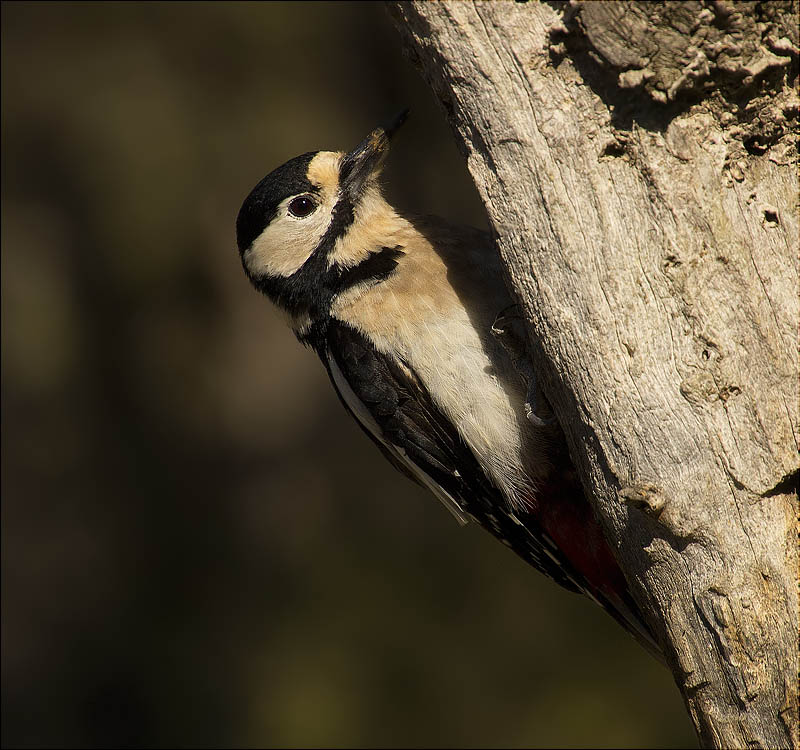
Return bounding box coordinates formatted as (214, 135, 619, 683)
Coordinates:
(744, 135, 769, 155)
(600, 139, 626, 157)
(763, 208, 779, 224)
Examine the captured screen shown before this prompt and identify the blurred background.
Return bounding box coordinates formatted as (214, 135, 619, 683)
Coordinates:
(1, 3, 696, 747)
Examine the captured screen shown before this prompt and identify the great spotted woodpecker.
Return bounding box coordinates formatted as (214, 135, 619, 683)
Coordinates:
(235, 112, 660, 658)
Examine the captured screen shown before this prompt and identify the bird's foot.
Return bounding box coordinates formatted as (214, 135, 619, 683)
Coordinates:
(491, 306, 555, 427)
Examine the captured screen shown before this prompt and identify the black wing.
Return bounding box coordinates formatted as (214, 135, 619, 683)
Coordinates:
(321, 319, 584, 594)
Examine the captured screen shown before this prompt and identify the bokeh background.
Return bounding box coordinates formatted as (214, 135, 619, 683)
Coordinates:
(2, 3, 697, 748)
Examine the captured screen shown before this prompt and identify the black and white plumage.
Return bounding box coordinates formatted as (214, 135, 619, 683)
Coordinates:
(235, 112, 661, 658)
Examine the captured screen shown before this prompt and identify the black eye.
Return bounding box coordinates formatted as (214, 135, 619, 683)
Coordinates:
(287, 195, 317, 218)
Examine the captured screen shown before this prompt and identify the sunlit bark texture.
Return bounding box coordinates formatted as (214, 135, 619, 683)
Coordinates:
(388, 2, 799, 748)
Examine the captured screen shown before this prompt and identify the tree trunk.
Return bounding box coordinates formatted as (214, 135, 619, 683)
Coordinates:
(387, 2, 799, 748)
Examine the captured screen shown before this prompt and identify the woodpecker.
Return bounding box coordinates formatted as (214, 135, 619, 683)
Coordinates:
(236, 112, 660, 657)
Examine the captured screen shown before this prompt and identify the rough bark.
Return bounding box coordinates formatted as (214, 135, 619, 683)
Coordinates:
(387, 2, 799, 748)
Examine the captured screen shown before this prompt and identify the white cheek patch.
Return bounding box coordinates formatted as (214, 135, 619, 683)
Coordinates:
(245, 194, 334, 279)
(246, 212, 324, 278)
(244, 151, 344, 281)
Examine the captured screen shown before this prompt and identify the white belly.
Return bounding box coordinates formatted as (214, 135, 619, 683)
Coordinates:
(392, 309, 541, 509)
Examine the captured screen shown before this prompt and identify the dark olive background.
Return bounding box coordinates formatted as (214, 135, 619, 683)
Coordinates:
(1, 2, 696, 747)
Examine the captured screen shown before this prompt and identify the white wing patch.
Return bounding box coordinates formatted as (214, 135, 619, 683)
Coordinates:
(326, 349, 470, 526)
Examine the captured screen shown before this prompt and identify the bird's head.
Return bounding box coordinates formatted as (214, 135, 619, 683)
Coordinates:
(236, 110, 409, 323)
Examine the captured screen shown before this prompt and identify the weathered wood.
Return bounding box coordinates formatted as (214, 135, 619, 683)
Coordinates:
(387, 2, 799, 748)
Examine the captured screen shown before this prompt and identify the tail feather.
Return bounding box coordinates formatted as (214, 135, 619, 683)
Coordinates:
(530, 470, 664, 662)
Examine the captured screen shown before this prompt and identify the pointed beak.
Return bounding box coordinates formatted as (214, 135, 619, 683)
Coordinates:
(339, 109, 409, 201)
